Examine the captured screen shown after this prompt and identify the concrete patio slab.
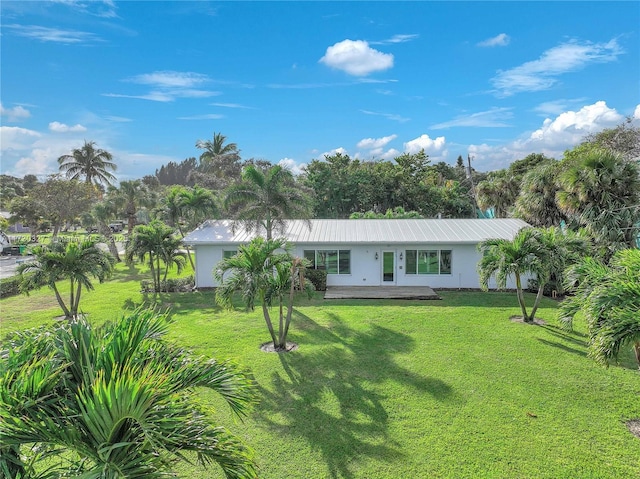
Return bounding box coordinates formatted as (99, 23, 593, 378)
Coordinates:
(324, 286, 440, 300)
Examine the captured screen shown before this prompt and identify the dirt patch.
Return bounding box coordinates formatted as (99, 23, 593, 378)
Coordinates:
(510, 315, 546, 325)
(260, 341, 299, 353)
(627, 419, 640, 439)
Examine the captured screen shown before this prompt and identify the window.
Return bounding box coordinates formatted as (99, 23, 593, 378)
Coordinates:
(223, 250, 237, 259)
(405, 249, 452, 275)
(303, 249, 351, 274)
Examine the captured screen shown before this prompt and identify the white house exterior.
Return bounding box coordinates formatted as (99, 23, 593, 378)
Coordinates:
(183, 218, 530, 290)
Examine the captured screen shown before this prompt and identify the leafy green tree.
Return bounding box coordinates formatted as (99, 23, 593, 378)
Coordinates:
(215, 237, 303, 350)
(0, 308, 257, 478)
(559, 249, 640, 368)
(514, 161, 567, 227)
(37, 176, 96, 238)
(58, 140, 117, 186)
(557, 149, 640, 256)
(126, 220, 186, 292)
(16, 239, 115, 319)
(225, 164, 311, 240)
(478, 228, 547, 323)
(8, 195, 45, 242)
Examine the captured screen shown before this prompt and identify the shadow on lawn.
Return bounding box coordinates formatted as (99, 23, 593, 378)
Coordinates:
(254, 310, 453, 479)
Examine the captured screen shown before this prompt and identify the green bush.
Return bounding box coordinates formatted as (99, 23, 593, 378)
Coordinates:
(141, 275, 195, 293)
(305, 269, 327, 291)
(0, 273, 44, 298)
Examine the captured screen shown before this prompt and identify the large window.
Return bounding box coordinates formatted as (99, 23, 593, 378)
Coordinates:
(405, 249, 452, 275)
(303, 249, 351, 274)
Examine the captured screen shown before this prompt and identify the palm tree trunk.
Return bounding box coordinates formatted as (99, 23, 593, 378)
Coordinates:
(72, 282, 82, 318)
(529, 281, 545, 323)
(277, 299, 285, 347)
(261, 301, 279, 348)
(177, 225, 196, 271)
(281, 269, 296, 347)
(69, 278, 75, 318)
(515, 274, 531, 322)
(52, 284, 71, 319)
(149, 257, 157, 292)
(634, 341, 640, 369)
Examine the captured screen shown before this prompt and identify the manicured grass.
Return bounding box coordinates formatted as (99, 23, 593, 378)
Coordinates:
(1, 266, 639, 478)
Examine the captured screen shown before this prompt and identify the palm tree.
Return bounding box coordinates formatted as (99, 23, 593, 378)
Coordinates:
(110, 179, 153, 234)
(477, 228, 546, 323)
(16, 239, 115, 319)
(126, 220, 186, 292)
(196, 132, 241, 178)
(161, 185, 219, 270)
(559, 249, 640, 368)
(514, 161, 568, 227)
(58, 140, 117, 186)
(215, 237, 297, 350)
(476, 170, 519, 218)
(557, 149, 640, 257)
(224, 164, 312, 240)
(0, 308, 257, 478)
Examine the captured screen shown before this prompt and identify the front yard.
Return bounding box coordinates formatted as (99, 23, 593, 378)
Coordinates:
(1, 262, 639, 478)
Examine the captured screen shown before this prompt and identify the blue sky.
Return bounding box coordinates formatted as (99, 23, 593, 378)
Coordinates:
(1, 1, 639, 181)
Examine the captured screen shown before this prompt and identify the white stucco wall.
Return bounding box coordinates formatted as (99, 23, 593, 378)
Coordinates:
(193, 242, 525, 290)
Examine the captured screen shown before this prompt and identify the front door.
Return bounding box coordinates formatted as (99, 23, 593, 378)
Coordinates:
(382, 251, 395, 284)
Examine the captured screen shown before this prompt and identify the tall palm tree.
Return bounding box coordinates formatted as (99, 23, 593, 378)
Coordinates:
(557, 149, 640, 256)
(559, 249, 640, 368)
(159, 185, 219, 270)
(0, 308, 257, 478)
(477, 228, 546, 323)
(126, 220, 186, 292)
(16, 239, 115, 319)
(215, 237, 296, 350)
(514, 161, 568, 227)
(58, 140, 117, 186)
(224, 165, 312, 240)
(196, 132, 241, 179)
(110, 179, 153, 234)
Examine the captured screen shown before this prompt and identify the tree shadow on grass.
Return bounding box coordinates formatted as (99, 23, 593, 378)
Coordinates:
(254, 310, 454, 479)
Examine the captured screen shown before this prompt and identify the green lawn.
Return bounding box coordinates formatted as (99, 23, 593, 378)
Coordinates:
(1, 263, 639, 478)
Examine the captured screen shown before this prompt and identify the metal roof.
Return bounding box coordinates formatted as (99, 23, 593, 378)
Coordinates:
(183, 219, 530, 245)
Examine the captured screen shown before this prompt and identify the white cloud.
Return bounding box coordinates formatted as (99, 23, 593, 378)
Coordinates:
(319, 39, 394, 76)
(0, 103, 31, 122)
(357, 134, 397, 149)
(128, 71, 209, 88)
(210, 102, 254, 109)
(51, 0, 118, 18)
(48, 121, 87, 133)
(468, 101, 624, 170)
(492, 39, 623, 96)
(634, 104, 640, 120)
(404, 134, 447, 157)
(318, 147, 348, 160)
(0, 126, 41, 151)
(371, 34, 419, 45)
(105, 71, 220, 102)
(477, 33, 510, 47)
(360, 110, 410, 123)
(4, 24, 101, 43)
(104, 115, 132, 122)
(278, 158, 306, 176)
(430, 108, 513, 129)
